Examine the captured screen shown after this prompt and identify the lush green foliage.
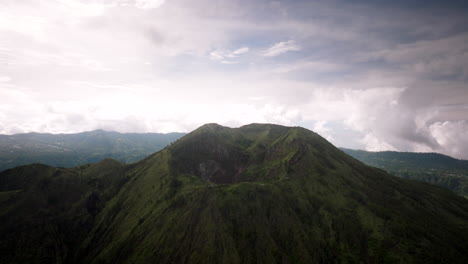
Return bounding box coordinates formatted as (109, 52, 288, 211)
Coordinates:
(0, 130, 185, 171)
(1, 124, 468, 263)
(341, 148, 468, 197)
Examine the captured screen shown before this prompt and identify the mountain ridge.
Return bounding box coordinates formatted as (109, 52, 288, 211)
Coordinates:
(341, 148, 468, 196)
(1, 123, 467, 263)
(0, 130, 186, 172)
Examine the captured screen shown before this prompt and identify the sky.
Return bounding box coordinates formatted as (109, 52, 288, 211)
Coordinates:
(1, 0, 468, 159)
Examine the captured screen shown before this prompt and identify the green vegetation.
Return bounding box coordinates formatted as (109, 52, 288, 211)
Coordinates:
(0, 130, 185, 171)
(341, 148, 468, 197)
(1, 123, 468, 263)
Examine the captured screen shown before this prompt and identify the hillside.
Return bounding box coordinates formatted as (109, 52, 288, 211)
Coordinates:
(1, 123, 467, 263)
(341, 148, 468, 197)
(0, 130, 185, 172)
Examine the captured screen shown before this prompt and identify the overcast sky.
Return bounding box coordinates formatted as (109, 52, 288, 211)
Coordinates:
(1, 0, 468, 159)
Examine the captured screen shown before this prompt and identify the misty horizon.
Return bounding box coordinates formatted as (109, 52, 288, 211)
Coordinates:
(2, 124, 468, 162)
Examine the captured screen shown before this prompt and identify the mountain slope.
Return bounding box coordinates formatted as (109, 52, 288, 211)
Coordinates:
(1, 123, 468, 263)
(0, 159, 128, 263)
(341, 148, 468, 197)
(0, 130, 185, 171)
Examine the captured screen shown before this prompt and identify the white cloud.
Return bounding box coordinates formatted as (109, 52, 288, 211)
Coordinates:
(80, 59, 113, 72)
(210, 50, 225, 60)
(430, 121, 468, 159)
(232, 47, 249, 55)
(0, 83, 301, 135)
(221, 60, 238, 64)
(134, 0, 166, 9)
(209, 46, 249, 63)
(0, 8, 47, 40)
(57, 0, 109, 17)
(262, 40, 301, 57)
(312, 121, 334, 141)
(0, 76, 11, 82)
(295, 85, 443, 153)
(360, 133, 397, 152)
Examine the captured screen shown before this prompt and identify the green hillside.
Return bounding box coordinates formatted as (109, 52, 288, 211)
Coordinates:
(0, 130, 185, 172)
(341, 148, 468, 197)
(1, 124, 467, 263)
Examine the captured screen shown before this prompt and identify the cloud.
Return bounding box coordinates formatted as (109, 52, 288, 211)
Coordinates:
(1, 0, 468, 160)
(262, 40, 301, 57)
(210, 46, 249, 63)
(360, 133, 397, 152)
(312, 121, 334, 142)
(220, 60, 238, 64)
(360, 33, 468, 64)
(134, 0, 166, 9)
(232, 47, 249, 55)
(269, 60, 346, 74)
(355, 33, 468, 80)
(290, 84, 446, 155)
(209, 51, 225, 60)
(56, 0, 109, 17)
(0, 84, 300, 135)
(80, 59, 112, 72)
(430, 121, 468, 159)
(0, 76, 11, 82)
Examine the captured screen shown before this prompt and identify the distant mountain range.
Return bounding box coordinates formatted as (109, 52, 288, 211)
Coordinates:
(341, 148, 468, 197)
(0, 130, 186, 172)
(1, 123, 467, 263)
(1, 130, 468, 198)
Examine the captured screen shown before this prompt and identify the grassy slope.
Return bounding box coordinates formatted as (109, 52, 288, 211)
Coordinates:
(1, 124, 468, 263)
(341, 148, 468, 197)
(79, 124, 468, 263)
(0, 159, 128, 264)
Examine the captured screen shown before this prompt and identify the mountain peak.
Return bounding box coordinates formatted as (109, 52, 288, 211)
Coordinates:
(195, 123, 227, 131)
(167, 123, 346, 184)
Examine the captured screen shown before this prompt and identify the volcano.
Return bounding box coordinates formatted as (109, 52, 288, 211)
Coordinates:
(1, 123, 467, 263)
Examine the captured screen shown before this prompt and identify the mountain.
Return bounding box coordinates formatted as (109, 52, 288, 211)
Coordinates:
(0, 130, 186, 172)
(1, 123, 467, 263)
(341, 148, 468, 197)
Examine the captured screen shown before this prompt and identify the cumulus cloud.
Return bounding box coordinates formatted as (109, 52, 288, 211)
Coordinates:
(0, 84, 300, 135)
(312, 121, 334, 142)
(429, 121, 468, 159)
(262, 40, 301, 57)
